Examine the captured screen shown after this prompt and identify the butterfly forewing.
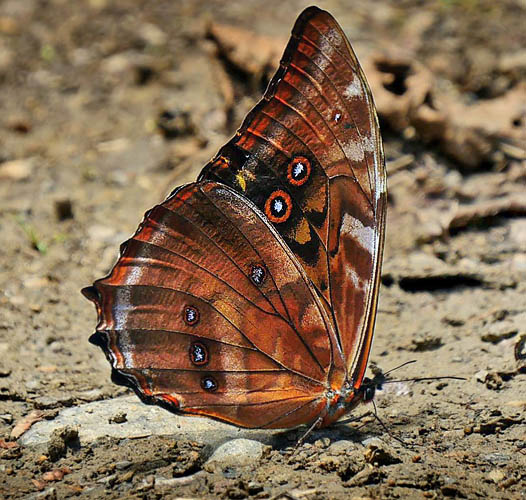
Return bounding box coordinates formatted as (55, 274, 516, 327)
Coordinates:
(200, 6, 386, 386)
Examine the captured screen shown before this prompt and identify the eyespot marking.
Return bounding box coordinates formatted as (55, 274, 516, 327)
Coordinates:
(265, 190, 292, 223)
(183, 306, 199, 326)
(287, 157, 311, 187)
(250, 264, 266, 286)
(201, 376, 218, 392)
(189, 342, 208, 366)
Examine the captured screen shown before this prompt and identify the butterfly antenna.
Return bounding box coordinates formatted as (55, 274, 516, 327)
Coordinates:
(382, 375, 466, 384)
(382, 360, 417, 377)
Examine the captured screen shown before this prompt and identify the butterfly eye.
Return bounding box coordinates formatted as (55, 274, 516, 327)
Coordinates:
(250, 264, 266, 286)
(363, 385, 376, 402)
(201, 376, 218, 392)
(265, 190, 292, 223)
(287, 157, 311, 187)
(189, 342, 208, 366)
(183, 306, 199, 326)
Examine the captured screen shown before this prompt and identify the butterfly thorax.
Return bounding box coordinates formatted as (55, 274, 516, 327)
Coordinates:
(319, 375, 380, 428)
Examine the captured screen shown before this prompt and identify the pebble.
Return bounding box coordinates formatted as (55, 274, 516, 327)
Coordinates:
(154, 471, 204, 489)
(0, 413, 13, 424)
(363, 443, 401, 466)
(0, 158, 34, 181)
(34, 394, 74, 410)
(75, 389, 104, 402)
(487, 469, 505, 483)
(205, 439, 265, 469)
(327, 440, 359, 455)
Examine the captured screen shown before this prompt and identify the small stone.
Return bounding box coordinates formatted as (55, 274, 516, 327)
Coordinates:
(0, 413, 13, 424)
(327, 440, 358, 455)
(488, 469, 505, 483)
(314, 437, 331, 449)
(115, 460, 132, 470)
(47, 426, 79, 462)
(481, 322, 518, 344)
(0, 158, 34, 181)
(205, 439, 265, 469)
(109, 412, 127, 424)
(34, 394, 74, 410)
(76, 389, 104, 402)
(363, 443, 401, 466)
(138, 23, 167, 46)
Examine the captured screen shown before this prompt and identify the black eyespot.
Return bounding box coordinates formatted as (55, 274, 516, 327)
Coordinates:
(250, 265, 266, 286)
(189, 342, 208, 366)
(201, 376, 218, 392)
(183, 306, 199, 326)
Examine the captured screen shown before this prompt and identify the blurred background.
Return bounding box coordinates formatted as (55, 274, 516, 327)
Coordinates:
(0, 0, 525, 497)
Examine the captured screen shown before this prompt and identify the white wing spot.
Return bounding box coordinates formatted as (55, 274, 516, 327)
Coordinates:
(343, 141, 364, 161)
(341, 213, 374, 251)
(293, 162, 304, 177)
(113, 287, 132, 330)
(346, 266, 364, 290)
(273, 198, 284, 214)
(118, 329, 134, 368)
(343, 75, 363, 99)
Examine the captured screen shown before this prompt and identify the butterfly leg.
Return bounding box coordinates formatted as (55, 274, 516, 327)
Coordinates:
(336, 403, 408, 447)
(294, 415, 324, 451)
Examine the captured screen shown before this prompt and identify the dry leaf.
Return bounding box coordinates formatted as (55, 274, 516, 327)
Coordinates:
(10, 410, 44, 440)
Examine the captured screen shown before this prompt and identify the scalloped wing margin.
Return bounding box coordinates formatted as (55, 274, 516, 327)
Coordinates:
(83, 181, 342, 428)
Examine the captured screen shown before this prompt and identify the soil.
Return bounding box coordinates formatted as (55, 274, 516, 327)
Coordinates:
(0, 0, 525, 498)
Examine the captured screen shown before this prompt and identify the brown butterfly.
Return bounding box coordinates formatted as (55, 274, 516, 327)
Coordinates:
(83, 6, 387, 430)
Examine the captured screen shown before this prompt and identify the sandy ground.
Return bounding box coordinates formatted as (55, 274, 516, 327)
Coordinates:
(0, 0, 525, 498)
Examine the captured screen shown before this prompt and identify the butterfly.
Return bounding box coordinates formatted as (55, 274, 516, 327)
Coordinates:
(83, 6, 387, 430)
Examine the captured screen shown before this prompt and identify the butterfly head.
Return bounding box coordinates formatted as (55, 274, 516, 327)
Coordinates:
(356, 371, 386, 404)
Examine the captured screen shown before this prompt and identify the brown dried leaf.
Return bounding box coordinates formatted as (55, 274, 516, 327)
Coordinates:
(10, 410, 44, 440)
(31, 479, 47, 491)
(0, 439, 19, 449)
(364, 52, 434, 132)
(207, 22, 284, 77)
(42, 466, 71, 482)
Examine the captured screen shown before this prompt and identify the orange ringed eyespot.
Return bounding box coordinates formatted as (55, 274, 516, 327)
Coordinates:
(287, 156, 311, 186)
(265, 190, 292, 223)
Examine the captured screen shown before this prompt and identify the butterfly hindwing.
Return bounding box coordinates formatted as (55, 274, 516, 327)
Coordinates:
(84, 181, 343, 428)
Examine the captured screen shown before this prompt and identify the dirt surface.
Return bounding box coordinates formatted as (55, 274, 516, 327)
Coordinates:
(1, 0, 525, 498)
